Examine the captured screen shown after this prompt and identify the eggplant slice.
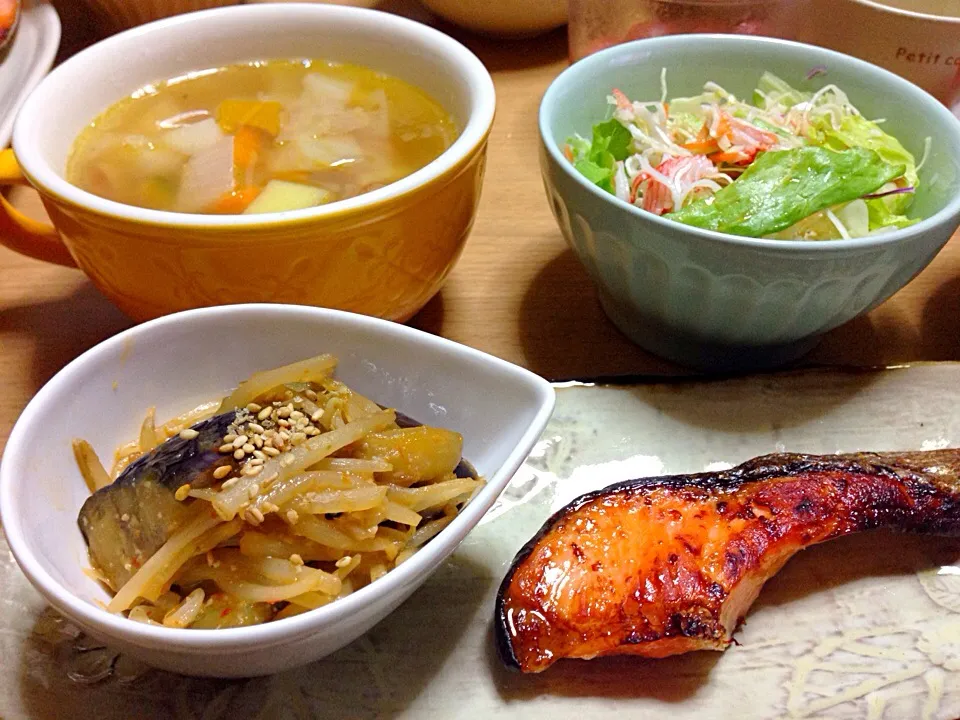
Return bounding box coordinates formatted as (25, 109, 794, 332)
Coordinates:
(78, 406, 475, 591)
(77, 412, 239, 590)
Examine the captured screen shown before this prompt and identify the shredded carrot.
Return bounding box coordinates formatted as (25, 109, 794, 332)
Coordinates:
(207, 186, 261, 214)
(563, 144, 574, 162)
(714, 113, 731, 139)
(682, 139, 720, 154)
(709, 149, 754, 165)
(683, 124, 719, 154)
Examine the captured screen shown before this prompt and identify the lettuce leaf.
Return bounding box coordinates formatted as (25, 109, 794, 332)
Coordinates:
(808, 114, 917, 217)
(866, 197, 919, 231)
(669, 146, 905, 237)
(567, 118, 633, 194)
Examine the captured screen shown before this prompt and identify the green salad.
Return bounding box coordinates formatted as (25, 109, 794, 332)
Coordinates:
(565, 72, 925, 240)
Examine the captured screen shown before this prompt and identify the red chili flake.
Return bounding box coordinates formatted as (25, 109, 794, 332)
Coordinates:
(131, 557, 141, 568)
(220, 608, 232, 618)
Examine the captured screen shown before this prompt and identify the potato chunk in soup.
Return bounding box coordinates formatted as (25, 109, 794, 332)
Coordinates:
(66, 60, 458, 214)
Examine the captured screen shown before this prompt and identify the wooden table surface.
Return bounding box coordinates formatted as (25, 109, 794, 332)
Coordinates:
(2, 2, 960, 455)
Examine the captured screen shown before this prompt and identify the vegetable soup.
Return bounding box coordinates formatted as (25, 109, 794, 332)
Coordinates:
(66, 60, 458, 215)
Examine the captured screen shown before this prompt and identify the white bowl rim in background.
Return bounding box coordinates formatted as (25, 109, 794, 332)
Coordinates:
(0, 304, 555, 656)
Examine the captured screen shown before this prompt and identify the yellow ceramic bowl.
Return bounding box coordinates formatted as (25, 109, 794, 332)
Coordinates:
(1, 4, 495, 322)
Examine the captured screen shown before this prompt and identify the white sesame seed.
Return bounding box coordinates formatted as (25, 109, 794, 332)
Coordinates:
(233, 448, 246, 460)
(223, 434, 237, 443)
(243, 464, 263, 476)
(179, 428, 199, 440)
(263, 446, 280, 456)
(175, 484, 191, 501)
(246, 403, 262, 413)
(286, 509, 299, 524)
(262, 502, 279, 513)
(289, 553, 304, 566)
(247, 483, 260, 499)
(242, 443, 255, 454)
(249, 507, 265, 523)
(277, 406, 292, 419)
(310, 409, 323, 423)
(247, 422, 265, 434)
(253, 449, 267, 460)
(120, 513, 130, 522)
(335, 556, 352, 568)
(290, 410, 305, 421)
(305, 389, 318, 401)
(221, 478, 239, 490)
(257, 406, 273, 421)
(248, 458, 264, 467)
(219, 443, 235, 454)
(232, 435, 249, 449)
(213, 465, 232, 480)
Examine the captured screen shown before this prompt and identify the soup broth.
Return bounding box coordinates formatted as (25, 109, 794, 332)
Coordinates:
(66, 59, 458, 214)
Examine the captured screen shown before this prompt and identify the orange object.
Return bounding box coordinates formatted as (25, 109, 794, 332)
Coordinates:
(611, 88, 631, 111)
(216, 99, 283, 136)
(0, 0, 18, 45)
(682, 138, 720, 154)
(0, 139, 488, 322)
(233, 125, 267, 172)
(628, 172, 643, 204)
(682, 124, 720, 154)
(709, 149, 755, 165)
(206, 186, 261, 214)
(496, 448, 960, 673)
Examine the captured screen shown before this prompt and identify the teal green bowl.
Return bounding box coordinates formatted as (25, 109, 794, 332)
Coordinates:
(539, 35, 960, 369)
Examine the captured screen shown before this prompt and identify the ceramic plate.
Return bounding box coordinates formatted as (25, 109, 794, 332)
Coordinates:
(0, 0, 59, 148)
(3, 363, 960, 718)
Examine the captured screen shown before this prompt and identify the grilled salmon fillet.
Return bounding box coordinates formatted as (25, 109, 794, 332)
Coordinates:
(495, 449, 960, 673)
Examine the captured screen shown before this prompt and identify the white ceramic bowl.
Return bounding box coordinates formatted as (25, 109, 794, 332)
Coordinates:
(0, 305, 554, 677)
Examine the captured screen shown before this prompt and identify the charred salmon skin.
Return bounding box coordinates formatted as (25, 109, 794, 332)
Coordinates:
(495, 449, 960, 673)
